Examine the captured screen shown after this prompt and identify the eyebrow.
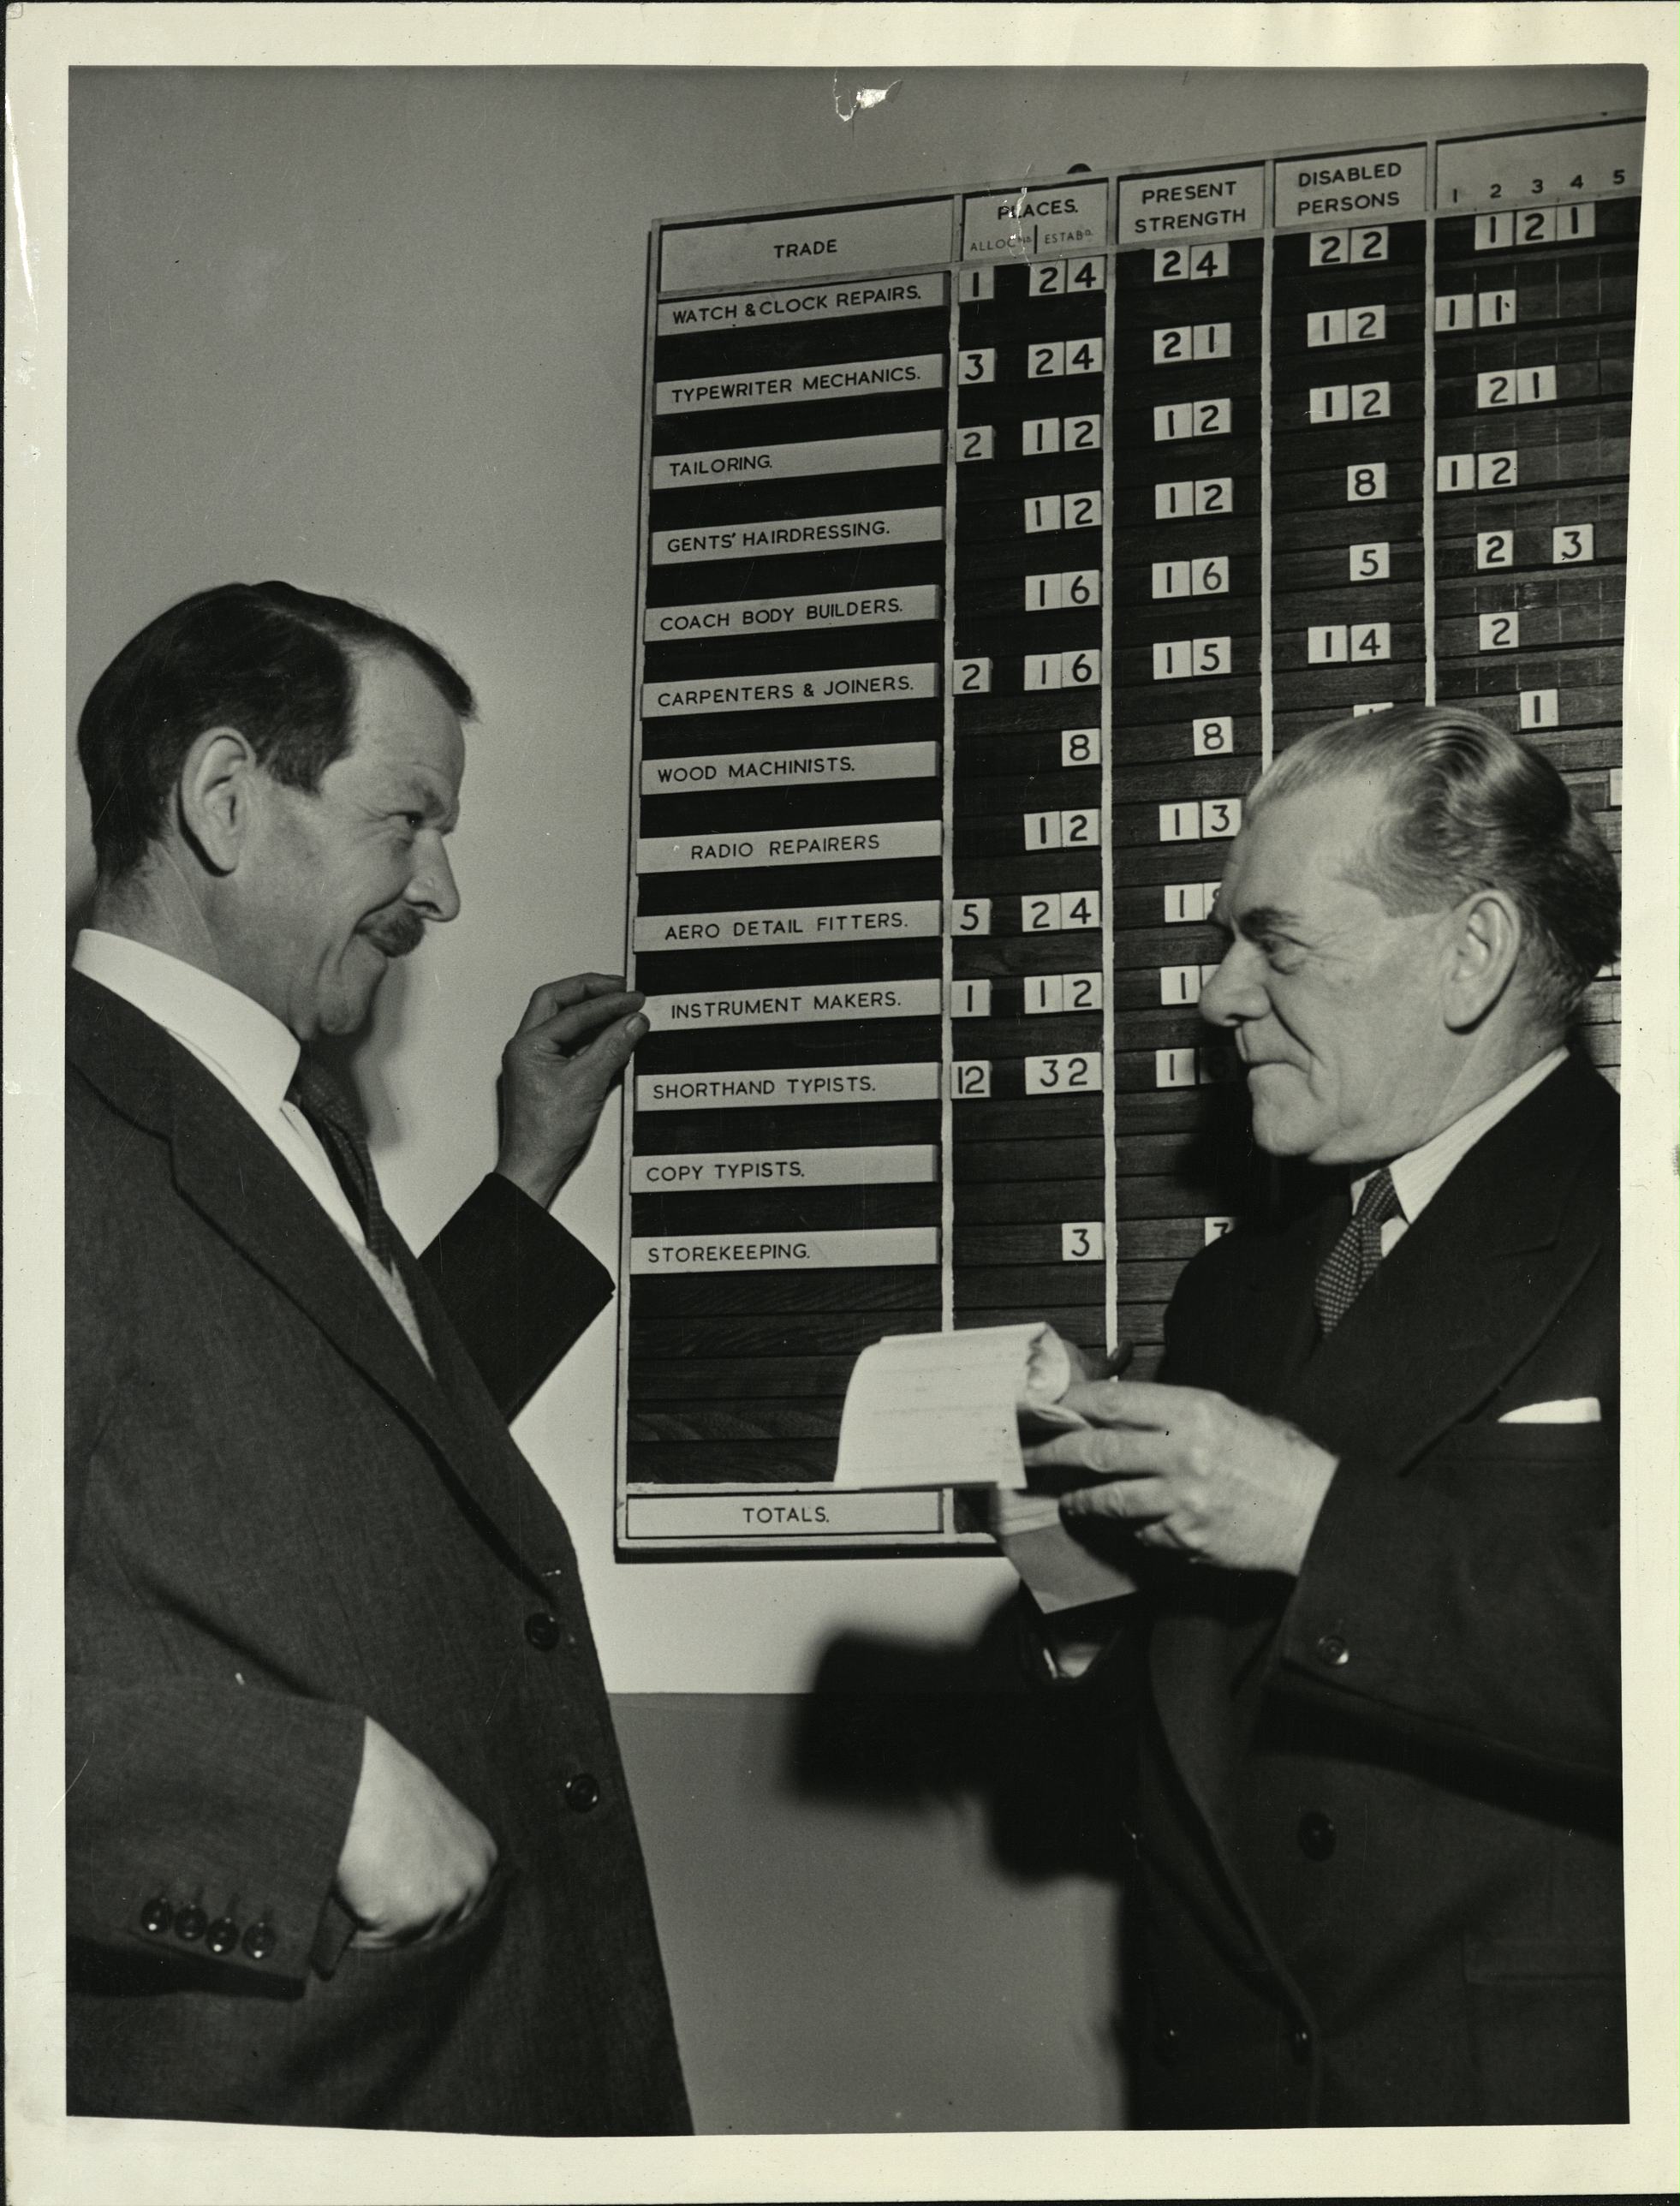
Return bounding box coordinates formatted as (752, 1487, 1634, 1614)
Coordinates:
(386, 774, 458, 830)
(1212, 899, 1302, 939)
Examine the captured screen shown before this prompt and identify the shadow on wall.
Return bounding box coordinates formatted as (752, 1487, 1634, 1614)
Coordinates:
(616, 1608, 1135, 2134)
(795, 1596, 1131, 1883)
(313, 956, 415, 1152)
(785, 1589, 1139, 2114)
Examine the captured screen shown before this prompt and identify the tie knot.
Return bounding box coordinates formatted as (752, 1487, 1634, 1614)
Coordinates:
(1354, 1166, 1403, 1229)
(1314, 1166, 1403, 1340)
(286, 1054, 359, 1140)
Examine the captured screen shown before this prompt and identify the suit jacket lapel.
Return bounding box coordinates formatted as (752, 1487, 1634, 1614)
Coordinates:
(394, 1243, 578, 1578)
(1148, 1054, 1613, 1847)
(1144, 1197, 1342, 1827)
(1231, 1194, 1346, 1408)
(69, 974, 558, 1580)
(1274, 1055, 1612, 1468)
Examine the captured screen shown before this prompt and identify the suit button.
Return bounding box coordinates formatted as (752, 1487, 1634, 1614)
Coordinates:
(206, 1917, 239, 1956)
(1152, 2024, 1180, 2066)
(1297, 1810, 1337, 1860)
(173, 1904, 207, 1942)
(1290, 2025, 1313, 2064)
(1314, 1632, 1349, 1668)
(564, 1772, 601, 1813)
(242, 1919, 277, 1961)
(139, 1897, 173, 1935)
(524, 1611, 561, 1650)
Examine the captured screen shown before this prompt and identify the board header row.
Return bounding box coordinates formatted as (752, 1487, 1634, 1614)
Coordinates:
(656, 116, 1641, 294)
(961, 180, 1109, 261)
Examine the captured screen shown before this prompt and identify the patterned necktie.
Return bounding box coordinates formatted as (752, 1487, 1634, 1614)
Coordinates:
(1313, 1166, 1403, 1336)
(284, 1056, 395, 1268)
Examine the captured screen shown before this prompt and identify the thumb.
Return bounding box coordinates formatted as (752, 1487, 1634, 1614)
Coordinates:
(563, 1010, 648, 1085)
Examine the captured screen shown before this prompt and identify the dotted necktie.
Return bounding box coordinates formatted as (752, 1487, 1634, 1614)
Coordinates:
(285, 1056, 395, 1268)
(1313, 1166, 1403, 1337)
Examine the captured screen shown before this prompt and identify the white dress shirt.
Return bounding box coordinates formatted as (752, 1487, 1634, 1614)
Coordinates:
(1353, 1046, 1570, 1252)
(73, 930, 432, 1363)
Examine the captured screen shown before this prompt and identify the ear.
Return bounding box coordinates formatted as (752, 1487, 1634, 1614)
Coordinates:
(1441, 888, 1523, 1030)
(176, 727, 261, 875)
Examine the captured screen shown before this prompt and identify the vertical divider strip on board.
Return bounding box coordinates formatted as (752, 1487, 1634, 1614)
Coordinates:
(939, 203, 962, 1342)
(1259, 163, 1277, 773)
(1422, 139, 1439, 707)
(1099, 244, 1120, 1358)
(617, 224, 665, 1553)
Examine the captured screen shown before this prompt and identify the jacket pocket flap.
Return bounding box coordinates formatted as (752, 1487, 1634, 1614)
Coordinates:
(1464, 1936, 1623, 1982)
(1427, 1420, 1614, 1465)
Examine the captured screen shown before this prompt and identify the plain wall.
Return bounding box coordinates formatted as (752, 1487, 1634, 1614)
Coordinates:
(68, 62, 1641, 2131)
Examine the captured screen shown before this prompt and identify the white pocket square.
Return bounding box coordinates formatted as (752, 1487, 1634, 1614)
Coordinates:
(1498, 1397, 1601, 1425)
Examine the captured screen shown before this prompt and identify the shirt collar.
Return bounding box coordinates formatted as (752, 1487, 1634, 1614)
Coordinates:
(1352, 1046, 1570, 1225)
(73, 930, 301, 1111)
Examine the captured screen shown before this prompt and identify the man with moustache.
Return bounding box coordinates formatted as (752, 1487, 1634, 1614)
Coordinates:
(1007, 707, 1623, 2127)
(66, 581, 688, 2133)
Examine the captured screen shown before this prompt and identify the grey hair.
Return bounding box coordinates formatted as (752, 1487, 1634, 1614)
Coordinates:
(1248, 706, 1620, 1026)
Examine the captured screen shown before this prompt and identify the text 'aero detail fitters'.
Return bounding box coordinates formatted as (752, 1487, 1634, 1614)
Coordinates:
(618, 118, 1641, 1554)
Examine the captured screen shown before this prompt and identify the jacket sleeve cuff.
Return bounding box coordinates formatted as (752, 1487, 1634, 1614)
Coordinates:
(68, 1682, 366, 1988)
(1273, 1455, 1424, 1703)
(418, 1172, 615, 1420)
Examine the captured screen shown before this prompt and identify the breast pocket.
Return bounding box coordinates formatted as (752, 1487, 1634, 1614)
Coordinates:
(1442, 1419, 1611, 1458)
(1418, 1420, 1616, 1521)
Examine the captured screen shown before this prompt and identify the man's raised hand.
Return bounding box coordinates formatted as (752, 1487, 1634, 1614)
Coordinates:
(494, 973, 648, 1209)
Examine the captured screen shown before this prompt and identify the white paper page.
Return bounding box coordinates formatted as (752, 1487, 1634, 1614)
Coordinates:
(834, 1322, 1047, 1490)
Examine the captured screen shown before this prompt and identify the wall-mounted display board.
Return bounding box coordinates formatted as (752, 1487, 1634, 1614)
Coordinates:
(617, 113, 1641, 1558)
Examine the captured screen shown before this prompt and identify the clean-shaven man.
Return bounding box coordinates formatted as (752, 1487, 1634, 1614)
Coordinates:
(1015, 706, 1623, 2126)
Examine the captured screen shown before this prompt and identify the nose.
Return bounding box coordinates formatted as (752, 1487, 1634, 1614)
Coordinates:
(407, 834, 461, 924)
(1199, 939, 1268, 1028)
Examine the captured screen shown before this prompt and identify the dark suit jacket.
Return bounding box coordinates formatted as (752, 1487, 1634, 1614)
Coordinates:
(1085, 1053, 1622, 2127)
(65, 970, 690, 2135)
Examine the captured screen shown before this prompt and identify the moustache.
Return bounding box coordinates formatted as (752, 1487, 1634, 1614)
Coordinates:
(360, 908, 426, 958)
